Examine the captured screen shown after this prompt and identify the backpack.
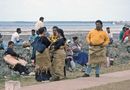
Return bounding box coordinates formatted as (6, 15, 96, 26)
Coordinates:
(32, 37, 46, 53)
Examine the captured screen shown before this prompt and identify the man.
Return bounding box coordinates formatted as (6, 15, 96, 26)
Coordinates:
(29, 29, 37, 44)
(83, 20, 109, 77)
(119, 27, 127, 42)
(11, 28, 22, 46)
(35, 17, 44, 31)
(49, 26, 59, 43)
(106, 27, 113, 44)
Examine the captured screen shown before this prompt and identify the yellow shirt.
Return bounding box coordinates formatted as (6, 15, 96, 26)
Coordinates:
(49, 35, 58, 43)
(86, 29, 110, 46)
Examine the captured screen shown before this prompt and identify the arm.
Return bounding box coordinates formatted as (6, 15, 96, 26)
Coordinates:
(102, 32, 110, 46)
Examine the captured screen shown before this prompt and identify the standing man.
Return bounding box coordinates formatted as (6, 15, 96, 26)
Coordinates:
(83, 20, 109, 77)
(11, 28, 23, 46)
(106, 27, 113, 44)
(35, 17, 44, 31)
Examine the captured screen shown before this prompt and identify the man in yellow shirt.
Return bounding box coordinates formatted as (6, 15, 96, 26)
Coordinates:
(83, 20, 109, 77)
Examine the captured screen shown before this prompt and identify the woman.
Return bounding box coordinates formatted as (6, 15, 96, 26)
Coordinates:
(71, 36, 88, 66)
(34, 27, 51, 82)
(3, 41, 29, 75)
(50, 28, 66, 81)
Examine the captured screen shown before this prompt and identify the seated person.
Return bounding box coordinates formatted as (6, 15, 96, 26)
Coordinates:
(71, 36, 88, 66)
(65, 40, 76, 71)
(3, 41, 29, 75)
(0, 33, 7, 50)
(11, 28, 23, 46)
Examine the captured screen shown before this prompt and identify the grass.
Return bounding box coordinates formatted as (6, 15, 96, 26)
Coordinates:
(82, 80, 130, 90)
(1, 63, 130, 90)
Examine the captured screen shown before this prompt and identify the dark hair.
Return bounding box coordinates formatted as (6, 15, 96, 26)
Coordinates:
(38, 27, 45, 34)
(32, 29, 35, 32)
(106, 27, 110, 30)
(8, 41, 14, 46)
(53, 26, 59, 30)
(72, 36, 78, 41)
(43, 27, 47, 32)
(57, 28, 66, 41)
(95, 20, 103, 25)
(39, 17, 44, 21)
(16, 28, 21, 32)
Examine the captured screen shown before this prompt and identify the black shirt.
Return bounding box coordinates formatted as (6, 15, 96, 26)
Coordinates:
(4, 48, 19, 57)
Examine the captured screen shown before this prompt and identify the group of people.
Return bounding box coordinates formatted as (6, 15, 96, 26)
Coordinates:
(0, 17, 119, 82)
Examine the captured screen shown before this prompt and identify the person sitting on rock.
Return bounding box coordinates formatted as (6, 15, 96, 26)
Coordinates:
(3, 41, 29, 75)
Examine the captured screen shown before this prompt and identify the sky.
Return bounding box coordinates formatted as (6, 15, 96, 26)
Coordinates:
(0, 0, 130, 21)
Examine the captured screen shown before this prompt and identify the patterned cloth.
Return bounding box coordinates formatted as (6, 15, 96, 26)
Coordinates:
(88, 46, 107, 65)
(35, 48, 51, 72)
(50, 47, 66, 79)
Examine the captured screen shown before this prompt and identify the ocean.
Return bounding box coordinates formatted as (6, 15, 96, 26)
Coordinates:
(0, 21, 124, 32)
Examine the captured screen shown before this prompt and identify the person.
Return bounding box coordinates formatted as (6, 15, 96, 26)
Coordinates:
(0, 33, 7, 50)
(29, 29, 37, 44)
(119, 27, 127, 43)
(65, 40, 76, 71)
(28, 29, 37, 64)
(83, 20, 109, 77)
(106, 27, 113, 44)
(49, 26, 59, 43)
(71, 36, 88, 66)
(43, 27, 50, 38)
(35, 17, 44, 31)
(122, 27, 130, 43)
(3, 41, 29, 75)
(34, 27, 51, 82)
(11, 28, 23, 46)
(50, 28, 66, 81)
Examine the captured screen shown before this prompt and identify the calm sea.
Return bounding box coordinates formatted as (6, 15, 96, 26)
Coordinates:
(0, 21, 124, 32)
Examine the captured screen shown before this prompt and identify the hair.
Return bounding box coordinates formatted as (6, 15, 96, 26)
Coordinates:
(39, 17, 44, 21)
(72, 36, 78, 41)
(16, 28, 21, 32)
(8, 41, 14, 46)
(38, 27, 45, 35)
(95, 20, 103, 25)
(52, 26, 59, 30)
(31, 29, 35, 32)
(106, 27, 110, 30)
(57, 28, 66, 41)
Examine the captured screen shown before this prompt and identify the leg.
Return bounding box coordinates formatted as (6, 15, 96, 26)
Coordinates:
(95, 64, 100, 77)
(83, 65, 92, 77)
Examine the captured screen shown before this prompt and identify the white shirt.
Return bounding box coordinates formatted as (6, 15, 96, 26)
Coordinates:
(11, 32, 20, 44)
(35, 20, 44, 30)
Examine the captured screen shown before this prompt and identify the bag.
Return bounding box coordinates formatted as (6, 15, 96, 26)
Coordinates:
(32, 37, 46, 53)
(35, 71, 51, 82)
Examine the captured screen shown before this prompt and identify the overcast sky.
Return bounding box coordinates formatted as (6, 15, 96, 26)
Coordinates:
(0, 0, 130, 21)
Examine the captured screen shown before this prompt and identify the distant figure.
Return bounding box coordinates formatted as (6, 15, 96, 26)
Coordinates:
(119, 27, 127, 42)
(83, 20, 109, 77)
(28, 29, 37, 44)
(11, 28, 23, 46)
(0, 33, 7, 50)
(122, 27, 130, 43)
(35, 17, 44, 30)
(49, 26, 59, 43)
(3, 41, 29, 75)
(106, 27, 113, 44)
